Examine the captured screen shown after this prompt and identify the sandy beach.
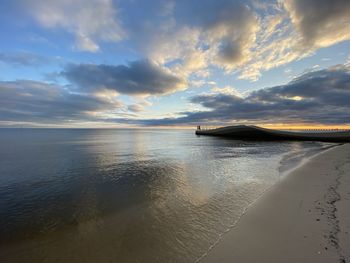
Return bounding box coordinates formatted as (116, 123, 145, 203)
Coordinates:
(201, 143, 350, 263)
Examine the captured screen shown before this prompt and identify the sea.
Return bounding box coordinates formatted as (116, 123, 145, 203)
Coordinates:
(0, 128, 335, 262)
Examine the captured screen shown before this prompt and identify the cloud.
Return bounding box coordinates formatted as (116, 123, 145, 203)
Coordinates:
(2, 64, 349, 126)
(135, 0, 350, 81)
(136, 1, 303, 81)
(10, 0, 350, 81)
(127, 104, 144, 113)
(0, 80, 123, 123)
(180, 0, 259, 70)
(211, 86, 242, 96)
(127, 98, 152, 113)
(233, 0, 350, 81)
(139, 64, 350, 125)
(129, 2, 248, 80)
(0, 52, 50, 67)
(237, 11, 304, 80)
(11, 0, 350, 81)
(24, 0, 125, 52)
(284, 0, 350, 48)
(135, 0, 258, 77)
(63, 60, 187, 96)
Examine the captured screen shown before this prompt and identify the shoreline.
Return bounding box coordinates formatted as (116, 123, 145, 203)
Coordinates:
(195, 142, 339, 263)
(278, 143, 341, 177)
(200, 143, 350, 263)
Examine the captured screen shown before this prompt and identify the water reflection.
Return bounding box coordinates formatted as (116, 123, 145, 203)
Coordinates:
(0, 129, 327, 262)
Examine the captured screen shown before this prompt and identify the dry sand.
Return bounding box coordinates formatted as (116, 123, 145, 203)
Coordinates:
(201, 143, 350, 263)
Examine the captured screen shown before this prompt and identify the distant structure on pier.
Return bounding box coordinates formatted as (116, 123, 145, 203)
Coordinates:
(195, 125, 350, 142)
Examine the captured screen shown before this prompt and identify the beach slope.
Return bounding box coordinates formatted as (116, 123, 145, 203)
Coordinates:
(201, 144, 350, 263)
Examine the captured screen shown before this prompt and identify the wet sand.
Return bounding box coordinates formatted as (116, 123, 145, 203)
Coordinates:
(201, 144, 350, 263)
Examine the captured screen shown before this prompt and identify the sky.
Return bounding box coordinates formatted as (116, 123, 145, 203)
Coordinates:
(0, 0, 350, 128)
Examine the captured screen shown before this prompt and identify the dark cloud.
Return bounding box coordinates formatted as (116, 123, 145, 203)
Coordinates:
(138, 65, 350, 125)
(217, 40, 244, 65)
(0, 80, 123, 123)
(175, 0, 258, 67)
(285, 0, 350, 47)
(2, 64, 349, 126)
(175, 0, 254, 29)
(63, 60, 187, 96)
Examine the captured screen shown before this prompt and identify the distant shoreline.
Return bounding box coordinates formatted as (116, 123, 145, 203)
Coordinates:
(200, 144, 350, 263)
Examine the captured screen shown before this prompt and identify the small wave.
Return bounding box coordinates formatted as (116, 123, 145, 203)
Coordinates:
(278, 142, 341, 176)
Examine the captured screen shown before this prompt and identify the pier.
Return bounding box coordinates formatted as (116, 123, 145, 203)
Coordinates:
(195, 125, 350, 142)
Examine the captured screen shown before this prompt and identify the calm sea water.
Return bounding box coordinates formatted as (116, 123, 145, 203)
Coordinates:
(0, 129, 330, 262)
